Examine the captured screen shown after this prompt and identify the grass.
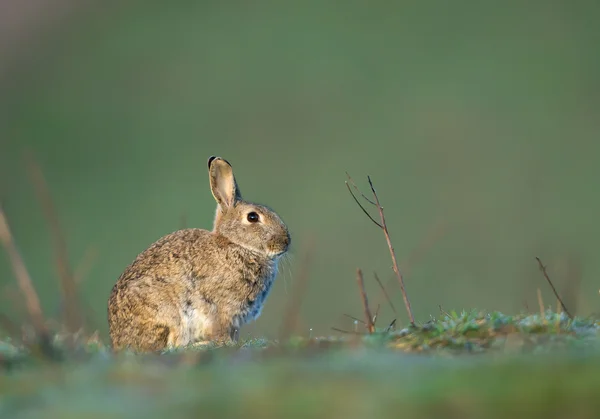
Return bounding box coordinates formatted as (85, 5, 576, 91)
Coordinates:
(1, 310, 600, 418)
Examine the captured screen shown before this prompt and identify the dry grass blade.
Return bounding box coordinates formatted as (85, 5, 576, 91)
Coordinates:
(356, 268, 375, 333)
(24, 151, 83, 335)
(0, 204, 51, 348)
(385, 318, 397, 333)
(537, 288, 546, 323)
(535, 257, 572, 319)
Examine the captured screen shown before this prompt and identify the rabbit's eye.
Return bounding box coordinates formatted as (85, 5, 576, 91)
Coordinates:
(247, 212, 259, 223)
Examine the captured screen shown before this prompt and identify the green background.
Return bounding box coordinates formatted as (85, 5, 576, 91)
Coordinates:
(1, 1, 599, 340)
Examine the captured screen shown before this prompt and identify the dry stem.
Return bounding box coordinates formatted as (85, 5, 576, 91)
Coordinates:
(356, 268, 375, 333)
(535, 256, 572, 319)
(346, 173, 415, 325)
(0, 204, 50, 343)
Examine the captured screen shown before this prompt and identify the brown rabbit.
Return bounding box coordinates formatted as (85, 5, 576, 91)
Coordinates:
(107, 156, 290, 352)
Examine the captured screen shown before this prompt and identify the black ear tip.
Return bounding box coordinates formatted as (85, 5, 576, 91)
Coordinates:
(207, 156, 217, 169)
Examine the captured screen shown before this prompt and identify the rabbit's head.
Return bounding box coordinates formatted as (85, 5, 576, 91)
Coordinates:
(208, 156, 290, 259)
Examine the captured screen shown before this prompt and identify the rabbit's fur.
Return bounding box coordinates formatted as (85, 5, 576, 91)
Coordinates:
(107, 156, 290, 352)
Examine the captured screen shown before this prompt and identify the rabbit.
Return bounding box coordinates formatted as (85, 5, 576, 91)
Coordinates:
(107, 156, 290, 352)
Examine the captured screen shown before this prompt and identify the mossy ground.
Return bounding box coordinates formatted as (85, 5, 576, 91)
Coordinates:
(1, 310, 600, 418)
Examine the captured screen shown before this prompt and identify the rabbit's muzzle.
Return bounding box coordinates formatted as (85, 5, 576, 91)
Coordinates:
(266, 231, 290, 257)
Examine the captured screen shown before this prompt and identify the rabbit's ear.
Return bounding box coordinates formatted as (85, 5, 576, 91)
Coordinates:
(208, 156, 242, 208)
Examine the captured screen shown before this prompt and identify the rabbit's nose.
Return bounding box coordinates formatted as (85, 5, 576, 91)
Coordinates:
(283, 232, 291, 248)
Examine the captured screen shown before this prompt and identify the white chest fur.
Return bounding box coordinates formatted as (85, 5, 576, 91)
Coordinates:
(180, 301, 216, 345)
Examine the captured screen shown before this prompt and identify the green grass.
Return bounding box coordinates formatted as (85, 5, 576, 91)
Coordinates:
(1, 310, 600, 418)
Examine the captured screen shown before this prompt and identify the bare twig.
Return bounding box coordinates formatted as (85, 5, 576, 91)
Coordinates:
(374, 272, 397, 315)
(345, 182, 382, 228)
(345, 172, 377, 206)
(25, 152, 83, 335)
(346, 173, 415, 325)
(438, 305, 451, 318)
(535, 257, 572, 319)
(278, 236, 315, 341)
(356, 268, 375, 333)
(0, 204, 51, 346)
(371, 176, 415, 324)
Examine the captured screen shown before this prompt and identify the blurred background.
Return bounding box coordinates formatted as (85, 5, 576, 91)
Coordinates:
(1, 1, 599, 341)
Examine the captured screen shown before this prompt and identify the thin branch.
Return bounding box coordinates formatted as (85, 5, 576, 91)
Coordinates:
(535, 257, 572, 319)
(374, 272, 397, 315)
(346, 173, 416, 324)
(24, 152, 83, 334)
(345, 172, 377, 206)
(438, 305, 451, 318)
(345, 182, 382, 228)
(368, 175, 415, 325)
(356, 268, 375, 333)
(0, 204, 50, 345)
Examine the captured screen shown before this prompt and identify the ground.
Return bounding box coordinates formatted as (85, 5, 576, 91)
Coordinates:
(1, 309, 600, 418)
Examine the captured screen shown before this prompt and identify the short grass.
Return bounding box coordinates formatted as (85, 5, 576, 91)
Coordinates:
(1, 309, 600, 419)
